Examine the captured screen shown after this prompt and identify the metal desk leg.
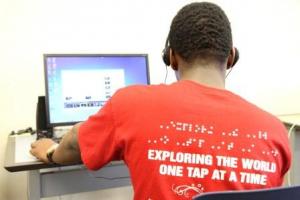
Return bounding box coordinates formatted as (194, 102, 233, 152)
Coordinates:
(28, 170, 41, 200)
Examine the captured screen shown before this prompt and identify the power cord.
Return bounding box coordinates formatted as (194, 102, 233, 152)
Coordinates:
(287, 123, 297, 186)
(10, 127, 36, 136)
(288, 123, 297, 139)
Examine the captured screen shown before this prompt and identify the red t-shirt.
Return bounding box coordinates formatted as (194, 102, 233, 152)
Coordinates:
(78, 80, 291, 200)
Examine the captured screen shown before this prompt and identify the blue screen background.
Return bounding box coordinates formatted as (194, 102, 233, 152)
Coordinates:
(45, 55, 149, 125)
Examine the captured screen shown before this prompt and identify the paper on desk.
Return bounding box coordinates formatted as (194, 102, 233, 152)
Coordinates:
(15, 134, 38, 163)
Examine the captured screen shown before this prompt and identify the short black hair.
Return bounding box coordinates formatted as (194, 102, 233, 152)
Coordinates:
(169, 2, 232, 63)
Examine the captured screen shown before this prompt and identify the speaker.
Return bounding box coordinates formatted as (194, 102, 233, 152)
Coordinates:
(36, 96, 52, 138)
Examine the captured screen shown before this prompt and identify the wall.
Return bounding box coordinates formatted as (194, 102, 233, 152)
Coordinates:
(0, 0, 299, 199)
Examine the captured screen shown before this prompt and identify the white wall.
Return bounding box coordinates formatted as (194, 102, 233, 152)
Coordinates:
(0, 0, 300, 199)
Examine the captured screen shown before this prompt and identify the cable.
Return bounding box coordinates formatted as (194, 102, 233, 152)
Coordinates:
(10, 127, 36, 136)
(164, 65, 168, 84)
(164, 61, 231, 83)
(225, 67, 233, 79)
(288, 123, 297, 139)
(287, 123, 297, 186)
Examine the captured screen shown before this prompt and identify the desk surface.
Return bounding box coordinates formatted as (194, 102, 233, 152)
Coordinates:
(4, 134, 124, 172)
(4, 134, 60, 172)
(4, 134, 131, 199)
(5, 122, 299, 172)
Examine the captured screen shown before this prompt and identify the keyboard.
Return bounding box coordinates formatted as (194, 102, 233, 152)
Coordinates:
(15, 134, 38, 163)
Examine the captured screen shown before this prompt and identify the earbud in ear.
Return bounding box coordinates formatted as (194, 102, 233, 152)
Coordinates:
(227, 47, 239, 69)
(232, 48, 239, 67)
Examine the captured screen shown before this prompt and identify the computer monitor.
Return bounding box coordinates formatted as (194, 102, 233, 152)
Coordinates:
(44, 54, 149, 127)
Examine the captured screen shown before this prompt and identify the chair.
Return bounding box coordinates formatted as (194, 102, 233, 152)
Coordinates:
(193, 185, 300, 200)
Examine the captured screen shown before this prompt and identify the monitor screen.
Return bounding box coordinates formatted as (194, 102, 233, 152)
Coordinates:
(44, 54, 149, 127)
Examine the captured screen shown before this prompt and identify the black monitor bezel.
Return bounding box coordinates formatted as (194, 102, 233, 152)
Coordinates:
(43, 53, 150, 128)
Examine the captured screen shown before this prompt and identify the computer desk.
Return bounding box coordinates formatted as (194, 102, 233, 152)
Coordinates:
(5, 122, 299, 199)
(4, 134, 131, 200)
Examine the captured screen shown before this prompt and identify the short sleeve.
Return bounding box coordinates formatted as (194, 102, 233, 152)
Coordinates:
(78, 98, 121, 170)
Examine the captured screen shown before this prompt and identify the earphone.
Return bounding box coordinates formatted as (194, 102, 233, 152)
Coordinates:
(230, 47, 239, 68)
(162, 37, 239, 69)
(162, 36, 171, 66)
